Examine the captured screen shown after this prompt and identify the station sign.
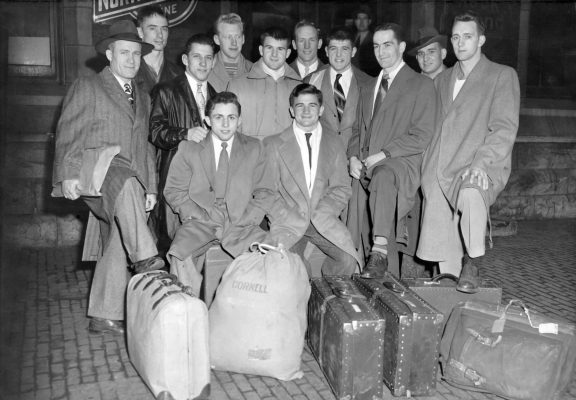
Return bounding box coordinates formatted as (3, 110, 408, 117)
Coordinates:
(93, 0, 197, 26)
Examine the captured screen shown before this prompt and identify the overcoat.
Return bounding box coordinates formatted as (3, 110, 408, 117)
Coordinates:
(208, 52, 253, 93)
(346, 64, 436, 253)
(135, 58, 181, 94)
(417, 55, 520, 259)
(227, 59, 302, 139)
(164, 133, 271, 260)
(262, 125, 363, 267)
(305, 65, 372, 149)
(351, 31, 380, 77)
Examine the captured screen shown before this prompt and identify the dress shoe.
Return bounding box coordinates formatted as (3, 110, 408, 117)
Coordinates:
(360, 252, 388, 279)
(457, 256, 480, 294)
(156, 391, 175, 400)
(130, 255, 165, 274)
(88, 318, 125, 335)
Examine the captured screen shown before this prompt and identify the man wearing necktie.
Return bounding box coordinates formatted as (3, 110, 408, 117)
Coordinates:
(305, 27, 372, 150)
(163, 92, 271, 296)
(52, 20, 162, 335)
(261, 84, 362, 276)
(289, 20, 324, 79)
(347, 23, 437, 278)
(150, 34, 217, 248)
(417, 12, 520, 292)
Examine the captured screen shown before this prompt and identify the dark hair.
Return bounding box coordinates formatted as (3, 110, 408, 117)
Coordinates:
(353, 5, 372, 20)
(325, 27, 354, 46)
(289, 83, 323, 107)
(293, 20, 320, 39)
(184, 33, 215, 55)
(453, 11, 486, 36)
(205, 91, 241, 117)
(214, 13, 244, 35)
(373, 22, 405, 43)
(260, 27, 290, 46)
(136, 5, 167, 27)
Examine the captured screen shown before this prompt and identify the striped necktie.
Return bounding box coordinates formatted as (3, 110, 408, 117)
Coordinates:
(334, 73, 346, 122)
(197, 83, 206, 117)
(123, 83, 134, 105)
(373, 73, 389, 114)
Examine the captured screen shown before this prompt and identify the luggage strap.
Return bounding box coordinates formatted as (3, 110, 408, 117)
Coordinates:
(492, 299, 558, 335)
(448, 358, 486, 386)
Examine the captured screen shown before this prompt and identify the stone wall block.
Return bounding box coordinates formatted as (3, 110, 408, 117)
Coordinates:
(491, 196, 534, 219)
(534, 195, 576, 219)
(56, 214, 85, 246)
(4, 142, 50, 179)
(3, 215, 58, 247)
(515, 143, 576, 169)
(3, 180, 36, 214)
(502, 169, 569, 196)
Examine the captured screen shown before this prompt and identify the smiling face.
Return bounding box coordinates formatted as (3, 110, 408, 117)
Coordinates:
(208, 102, 241, 141)
(259, 36, 291, 71)
(290, 93, 324, 131)
(106, 40, 142, 80)
(214, 22, 245, 61)
(182, 43, 214, 82)
(373, 29, 405, 71)
(292, 25, 322, 64)
(326, 39, 356, 73)
(416, 41, 446, 77)
(137, 13, 169, 52)
(451, 20, 485, 63)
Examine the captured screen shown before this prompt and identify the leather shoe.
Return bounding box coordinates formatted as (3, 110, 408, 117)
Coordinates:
(88, 318, 125, 335)
(360, 252, 388, 279)
(130, 255, 165, 274)
(457, 256, 480, 294)
(156, 391, 175, 400)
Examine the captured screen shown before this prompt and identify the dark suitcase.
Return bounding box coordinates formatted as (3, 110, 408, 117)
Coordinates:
(402, 273, 502, 324)
(353, 273, 444, 397)
(308, 276, 386, 400)
(441, 299, 576, 400)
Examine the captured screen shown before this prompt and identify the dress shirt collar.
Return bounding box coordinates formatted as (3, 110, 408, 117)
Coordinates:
(185, 71, 206, 92)
(211, 133, 235, 165)
(297, 59, 319, 77)
(380, 60, 405, 85)
(329, 66, 353, 95)
(109, 67, 132, 88)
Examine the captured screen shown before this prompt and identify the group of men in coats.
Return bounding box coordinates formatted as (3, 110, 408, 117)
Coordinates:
(52, 5, 519, 334)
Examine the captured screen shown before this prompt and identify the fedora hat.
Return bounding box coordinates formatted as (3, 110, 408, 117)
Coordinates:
(95, 19, 154, 56)
(408, 26, 447, 56)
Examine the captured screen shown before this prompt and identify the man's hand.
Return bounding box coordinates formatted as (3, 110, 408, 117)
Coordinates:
(145, 194, 157, 212)
(62, 179, 81, 200)
(349, 156, 363, 179)
(363, 151, 386, 170)
(187, 127, 208, 143)
(461, 167, 489, 191)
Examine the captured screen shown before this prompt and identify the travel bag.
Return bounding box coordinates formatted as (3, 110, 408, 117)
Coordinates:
(127, 271, 210, 400)
(308, 276, 385, 400)
(353, 273, 444, 397)
(209, 243, 310, 380)
(402, 273, 502, 323)
(441, 299, 576, 400)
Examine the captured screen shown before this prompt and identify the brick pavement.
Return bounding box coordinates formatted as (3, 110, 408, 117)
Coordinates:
(0, 219, 575, 400)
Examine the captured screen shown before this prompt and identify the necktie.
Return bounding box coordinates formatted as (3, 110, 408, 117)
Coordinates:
(197, 83, 206, 117)
(305, 132, 313, 169)
(334, 73, 346, 122)
(123, 83, 134, 105)
(373, 73, 389, 113)
(304, 65, 310, 77)
(215, 142, 229, 199)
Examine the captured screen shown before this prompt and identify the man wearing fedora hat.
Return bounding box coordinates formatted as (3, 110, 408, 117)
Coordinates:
(409, 26, 447, 80)
(52, 20, 164, 335)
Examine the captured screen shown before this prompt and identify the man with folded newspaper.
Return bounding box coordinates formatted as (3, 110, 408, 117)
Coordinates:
(417, 11, 520, 292)
(52, 20, 164, 335)
(164, 92, 271, 296)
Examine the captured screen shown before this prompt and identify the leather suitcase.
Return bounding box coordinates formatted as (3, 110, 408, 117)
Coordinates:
(127, 271, 210, 400)
(353, 273, 444, 397)
(441, 299, 576, 400)
(402, 273, 502, 324)
(308, 276, 385, 400)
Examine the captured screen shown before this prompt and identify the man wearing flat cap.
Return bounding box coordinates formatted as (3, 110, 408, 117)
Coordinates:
(410, 26, 447, 79)
(52, 20, 164, 335)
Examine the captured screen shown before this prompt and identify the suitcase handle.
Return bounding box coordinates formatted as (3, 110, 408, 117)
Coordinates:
(430, 273, 459, 283)
(249, 242, 285, 256)
(383, 281, 406, 296)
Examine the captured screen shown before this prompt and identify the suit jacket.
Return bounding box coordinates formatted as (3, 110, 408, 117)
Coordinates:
(227, 59, 302, 139)
(351, 31, 380, 77)
(261, 125, 362, 267)
(164, 133, 271, 259)
(135, 58, 182, 94)
(289, 58, 325, 79)
(346, 64, 436, 249)
(306, 65, 372, 149)
(421, 54, 520, 208)
(149, 74, 217, 196)
(208, 51, 253, 93)
(53, 67, 156, 195)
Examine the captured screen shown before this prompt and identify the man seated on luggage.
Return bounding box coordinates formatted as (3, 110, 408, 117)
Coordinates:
(261, 83, 362, 276)
(164, 91, 271, 295)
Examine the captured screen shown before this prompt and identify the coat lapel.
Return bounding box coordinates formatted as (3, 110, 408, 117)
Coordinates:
(279, 130, 309, 200)
(101, 68, 134, 120)
(199, 136, 216, 191)
(448, 55, 489, 114)
(177, 75, 202, 125)
(321, 70, 337, 118)
(310, 132, 330, 204)
(226, 134, 246, 200)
